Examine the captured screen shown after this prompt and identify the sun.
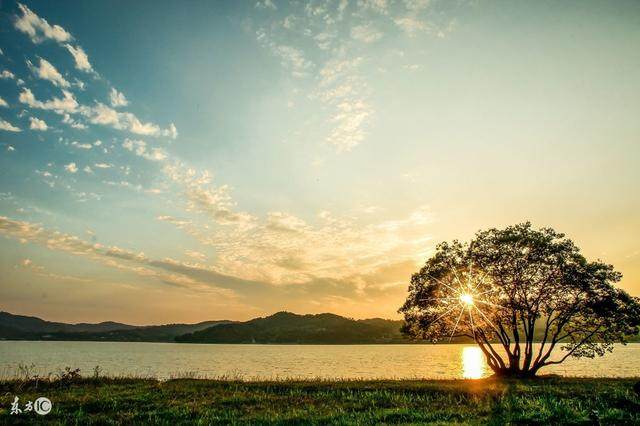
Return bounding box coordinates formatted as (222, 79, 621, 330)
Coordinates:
(459, 293, 474, 307)
(419, 261, 502, 343)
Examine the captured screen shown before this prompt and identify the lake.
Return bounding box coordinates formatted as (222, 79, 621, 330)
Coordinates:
(1, 342, 638, 380)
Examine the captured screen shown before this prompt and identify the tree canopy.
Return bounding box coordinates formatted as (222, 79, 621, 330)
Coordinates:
(400, 223, 640, 377)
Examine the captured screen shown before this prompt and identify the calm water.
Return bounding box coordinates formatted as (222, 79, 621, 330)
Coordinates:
(1, 342, 638, 380)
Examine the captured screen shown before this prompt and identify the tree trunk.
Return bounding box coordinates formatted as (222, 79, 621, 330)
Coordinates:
(490, 366, 538, 378)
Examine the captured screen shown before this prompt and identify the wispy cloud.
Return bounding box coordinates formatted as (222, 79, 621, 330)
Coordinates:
(109, 88, 128, 107)
(1, 70, 16, 80)
(27, 58, 70, 88)
(65, 44, 93, 72)
(64, 162, 78, 173)
(19, 87, 79, 113)
(29, 116, 48, 131)
(80, 103, 177, 138)
(122, 138, 167, 161)
(351, 23, 383, 43)
(0, 215, 240, 294)
(14, 3, 72, 44)
(157, 162, 433, 287)
(0, 119, 21, 132)
(251, 0, 460, 153)
(17, 258, 91, 283)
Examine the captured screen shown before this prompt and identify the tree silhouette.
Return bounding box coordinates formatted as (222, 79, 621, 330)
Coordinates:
(400, 223, 640, 377)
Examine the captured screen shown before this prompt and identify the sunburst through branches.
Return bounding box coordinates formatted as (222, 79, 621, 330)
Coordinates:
(418, 260, 505, 343)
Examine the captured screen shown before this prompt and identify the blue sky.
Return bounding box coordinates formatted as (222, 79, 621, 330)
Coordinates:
(1, 0, 639, 324)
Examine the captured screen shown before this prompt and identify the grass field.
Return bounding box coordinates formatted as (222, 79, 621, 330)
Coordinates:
(1, 375, 639, 424)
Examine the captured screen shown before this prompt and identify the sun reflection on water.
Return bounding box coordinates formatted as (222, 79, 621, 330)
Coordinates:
(462, 346, 485, 379)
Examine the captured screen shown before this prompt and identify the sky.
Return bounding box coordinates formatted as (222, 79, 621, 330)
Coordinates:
(0, 0, 639, 325)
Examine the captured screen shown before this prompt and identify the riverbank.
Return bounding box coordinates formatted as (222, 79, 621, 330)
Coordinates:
(1, 376, 639, 424)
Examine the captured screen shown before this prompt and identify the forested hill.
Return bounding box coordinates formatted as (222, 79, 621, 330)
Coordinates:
(2, 310, 637, 344)
(0, 311, 230, 342)
(175, 312, 407, 344)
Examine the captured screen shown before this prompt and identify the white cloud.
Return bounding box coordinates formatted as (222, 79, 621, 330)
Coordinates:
(163, 164, 255, 227)
(185, 250, 207, 261)
(314, 58, 372, 152)
(29, 116, 48, 131)
(83, 166, 93, 174)
(71, 141, 92, 149)
(19, 88, 78, 114)
(404, 0, 430, 11)
(313, 32, 334, 50)
(7, 146, 15, 152)
(326, 100, 372, 151)
(159, 197, 433, 287)
(394, 16, 427, 35)
(165, 123, 178, 139)
(80, 103, 176, 138)
(27, 58, 70, 87)
(255, 5, 375, 152)
(266, 211, 308, 233)
(0, 119, 21, 132)
(94, 163, 112, 169)
(0, 70, 16, 79)
(357, 0, 389, 15)
(14, 3, 72, 44)
(64, 44, 93, 72)
(0, 97, 7, 107)
(256, 0, 277, 10)
(109, 88, 128, 107)
(273, 45, 313, 77)
(61, 113, 86, 129)
(64, 162, 78, 173)
(0, 216, 237, 292)
(122, 138, 167, 162)
(351, 23, 383, 43)
(256, 31, 314, 78)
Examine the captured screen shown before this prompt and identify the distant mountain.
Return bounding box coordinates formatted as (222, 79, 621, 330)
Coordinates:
(175, 311, 407, 344)
(10, 310, 630, 345)
(0, 311, 231, 342)
(0, 311, 135, 334)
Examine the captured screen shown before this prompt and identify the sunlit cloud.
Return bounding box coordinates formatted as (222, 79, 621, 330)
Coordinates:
(29, 116, 48, 131)
(14, 3, 72, 44)
(122, 138, 167, 161)
(1, 70, 16, 80)
(19, 87, 79, 113)
(109, 88, 129, 107)
(0, 119, 21, 132)
(64, 162, 78, 173)
(351, 23, 383, 43)
(27, 57, 70, 88)
(64, 44, 93, 72)
(0, 216, 238, 294)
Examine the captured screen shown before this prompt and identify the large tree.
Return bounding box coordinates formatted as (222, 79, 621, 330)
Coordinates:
(400, 223, 640, 377)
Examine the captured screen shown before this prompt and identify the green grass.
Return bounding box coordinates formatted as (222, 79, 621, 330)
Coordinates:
(1, 376, 639, 424)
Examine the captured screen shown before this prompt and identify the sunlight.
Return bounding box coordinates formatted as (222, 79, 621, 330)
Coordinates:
(462, 346, 485, 379)
(459, 293, 474, 307)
